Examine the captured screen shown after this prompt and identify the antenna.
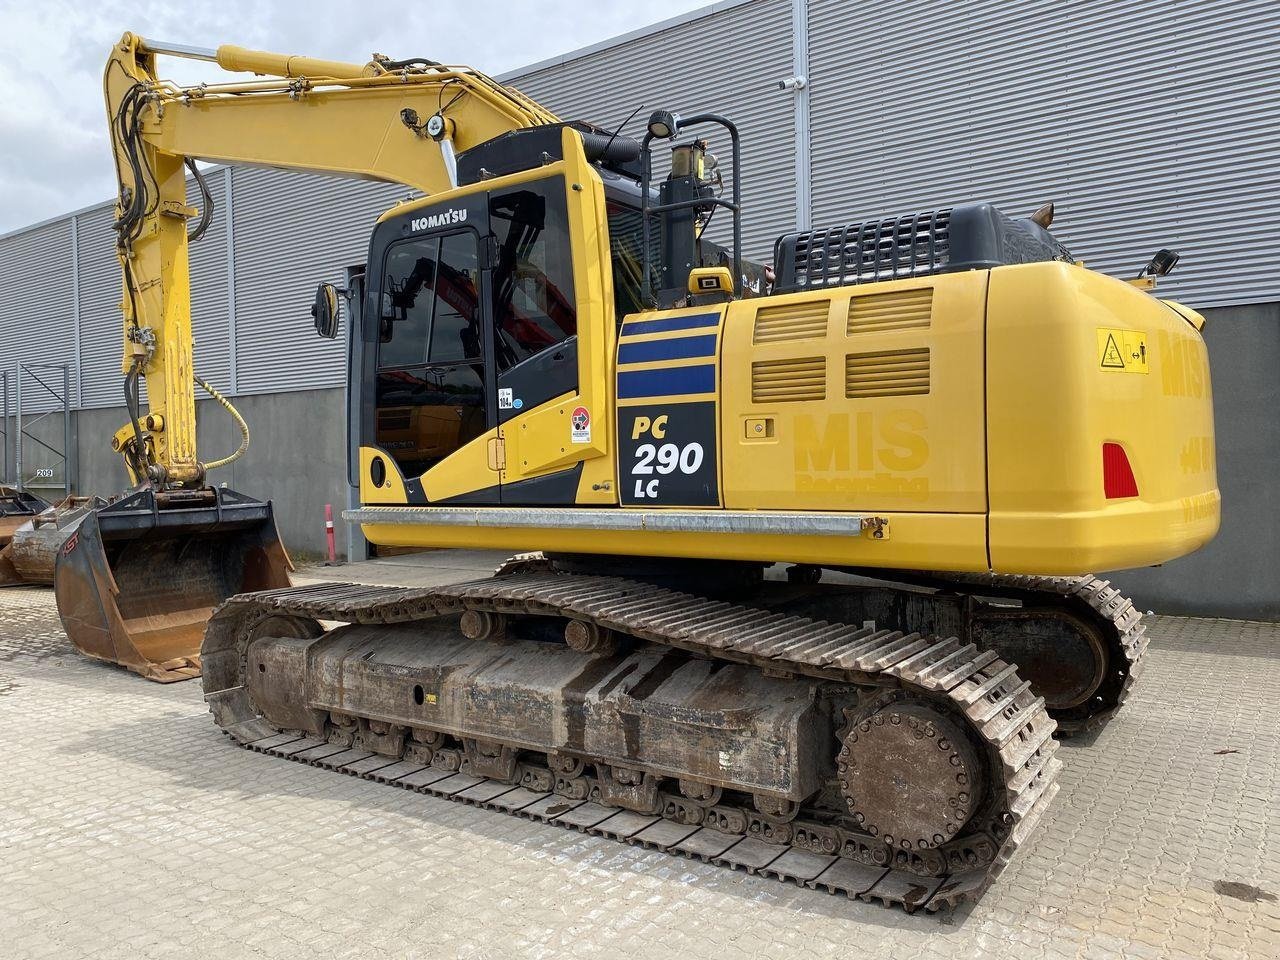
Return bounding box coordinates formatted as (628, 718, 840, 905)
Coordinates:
(602, 103, 645, 156)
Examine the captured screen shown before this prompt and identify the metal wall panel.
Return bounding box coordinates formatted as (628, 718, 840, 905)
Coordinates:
(0, 219, 76, 414)
(508, 0, 799, 260)
(187, 171, 232, 395)
(806, 0, 1280, 307)
(75, 202, 125, 409)
(230, 167, 405, 395)
(7, 0, 1280, 419)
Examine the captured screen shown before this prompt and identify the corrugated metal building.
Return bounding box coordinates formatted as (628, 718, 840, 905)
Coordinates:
(2, 0, 1276, 615)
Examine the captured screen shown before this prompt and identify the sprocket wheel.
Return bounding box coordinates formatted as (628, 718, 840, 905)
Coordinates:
(837, 700, 984, 851)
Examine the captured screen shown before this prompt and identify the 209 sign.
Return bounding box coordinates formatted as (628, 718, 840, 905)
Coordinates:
(619, 403, 718, 506)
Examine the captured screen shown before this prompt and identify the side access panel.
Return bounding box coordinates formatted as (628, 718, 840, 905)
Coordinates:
(719, 273, 988, 515)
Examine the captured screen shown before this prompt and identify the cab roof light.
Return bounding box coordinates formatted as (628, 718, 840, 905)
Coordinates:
(1103, 442, 1139, 499)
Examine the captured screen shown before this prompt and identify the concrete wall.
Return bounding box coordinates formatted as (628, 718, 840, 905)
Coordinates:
(18, 387, 350, 561)
(1104, 303, 1280, 620)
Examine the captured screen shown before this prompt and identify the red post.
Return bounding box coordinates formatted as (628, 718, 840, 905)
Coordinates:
(324, 503, 337, 564)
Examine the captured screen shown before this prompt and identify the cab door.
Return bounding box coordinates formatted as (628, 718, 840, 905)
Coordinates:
(362, 146, 612, 508)
(366, 211, 500, 503)
(487, 176, 586, 504)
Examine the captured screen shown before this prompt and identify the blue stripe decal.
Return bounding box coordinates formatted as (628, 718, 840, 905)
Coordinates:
(617, 334, 718, 365)
(618, 364, 716, 399)
(620, 312, 721, 337)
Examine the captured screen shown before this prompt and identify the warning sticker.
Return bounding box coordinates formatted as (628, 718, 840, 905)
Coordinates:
(571, 406, 591, 444)
(1097, 327, 1149, 374)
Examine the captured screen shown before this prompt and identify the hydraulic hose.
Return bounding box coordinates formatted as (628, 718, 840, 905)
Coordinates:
(195, 374, 250, 470)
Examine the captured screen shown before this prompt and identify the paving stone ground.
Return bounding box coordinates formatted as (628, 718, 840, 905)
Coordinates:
(0, 552, 1277, 959)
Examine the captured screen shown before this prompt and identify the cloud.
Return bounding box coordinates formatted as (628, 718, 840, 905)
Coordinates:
(0, 0, 706, 232)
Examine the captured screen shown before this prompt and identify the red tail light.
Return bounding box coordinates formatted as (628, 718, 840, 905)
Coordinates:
(1102, 442, 1139, 499)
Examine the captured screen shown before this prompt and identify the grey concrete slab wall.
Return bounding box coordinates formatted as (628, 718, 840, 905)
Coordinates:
(1103, 303, 1280, 620)
(68, 388, 348, 560)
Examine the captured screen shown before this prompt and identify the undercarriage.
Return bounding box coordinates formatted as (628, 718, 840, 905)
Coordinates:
(200, 558, 1087, 912)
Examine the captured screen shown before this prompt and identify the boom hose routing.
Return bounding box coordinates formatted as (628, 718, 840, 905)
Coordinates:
(195, 375, 250, 470)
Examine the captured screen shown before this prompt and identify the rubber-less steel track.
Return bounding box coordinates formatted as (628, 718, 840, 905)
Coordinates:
(894, 571, 1149, 734)
(203, 572, 1061, 913)
(503, 556, 1149, 734)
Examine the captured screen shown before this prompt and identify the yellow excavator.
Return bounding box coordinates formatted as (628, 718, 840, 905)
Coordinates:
(86, 33, 1218, 910)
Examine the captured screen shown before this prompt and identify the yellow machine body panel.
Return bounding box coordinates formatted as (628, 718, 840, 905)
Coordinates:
(719, 272, 987, 515)
(985, 263, 1219, 572)
(355, 179, 1218, 577)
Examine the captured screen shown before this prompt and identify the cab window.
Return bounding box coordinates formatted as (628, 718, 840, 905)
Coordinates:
(490, 181, 576, 369)
(375, 230, 485, 477)
(378, 231, 481, 368)
(606, 199, 658, 321)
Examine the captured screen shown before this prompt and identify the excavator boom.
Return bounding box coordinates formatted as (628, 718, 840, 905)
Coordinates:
(59, 33, 557, 680)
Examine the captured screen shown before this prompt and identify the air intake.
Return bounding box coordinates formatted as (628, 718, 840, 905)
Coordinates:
(772, 202, 1072, 295)
(847, 288, 933, 335)
(845, 348, 930, 398)
(752, 357, 825, 403)
(753, 300, 829, 343)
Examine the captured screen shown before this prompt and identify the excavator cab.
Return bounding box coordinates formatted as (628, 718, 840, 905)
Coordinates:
(54, 486, 290, 682)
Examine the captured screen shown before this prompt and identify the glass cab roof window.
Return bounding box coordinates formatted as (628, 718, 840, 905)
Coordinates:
(379, 231, 481, 369)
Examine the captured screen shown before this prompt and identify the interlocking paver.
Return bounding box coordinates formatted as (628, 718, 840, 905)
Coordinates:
(0, 565, 1277, 959)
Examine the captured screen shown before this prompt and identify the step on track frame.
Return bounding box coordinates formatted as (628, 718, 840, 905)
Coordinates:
(203, 572, 1062, 913)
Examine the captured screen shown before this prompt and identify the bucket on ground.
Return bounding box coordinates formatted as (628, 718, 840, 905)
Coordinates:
(53, 486, 292, 682)
(0, 493, 90, 586)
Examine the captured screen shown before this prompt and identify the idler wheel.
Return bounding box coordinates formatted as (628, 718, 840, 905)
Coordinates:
(974, 611, 1108, 711)
(838, 701, 984, 850)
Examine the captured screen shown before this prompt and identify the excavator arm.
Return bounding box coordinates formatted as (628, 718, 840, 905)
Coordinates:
(103, 30, 556, 485)
(53, 33, 562, 683)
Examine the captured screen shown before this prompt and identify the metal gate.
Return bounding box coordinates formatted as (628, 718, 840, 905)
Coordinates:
(0, 370, 10, 485)
(5, 362, 75, 498)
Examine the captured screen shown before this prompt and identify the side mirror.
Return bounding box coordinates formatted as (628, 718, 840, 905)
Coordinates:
(311, 282, 341, 339)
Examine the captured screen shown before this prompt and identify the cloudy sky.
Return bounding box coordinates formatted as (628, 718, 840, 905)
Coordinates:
(0, 0, 707, 233)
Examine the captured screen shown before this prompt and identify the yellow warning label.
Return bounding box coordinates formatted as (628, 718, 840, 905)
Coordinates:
(1097, 327, 1149, 374)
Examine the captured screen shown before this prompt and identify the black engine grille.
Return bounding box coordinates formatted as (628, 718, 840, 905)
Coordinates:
(772, 202, 1071, 295)
(775, 210, 951, 293)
